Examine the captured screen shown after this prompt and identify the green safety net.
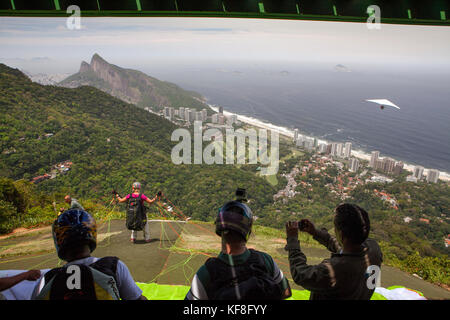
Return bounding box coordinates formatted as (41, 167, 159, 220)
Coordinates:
(136, 283, 428, 300)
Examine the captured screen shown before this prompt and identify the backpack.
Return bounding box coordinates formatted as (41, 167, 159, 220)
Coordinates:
(126, 194, 147, 231)
(35, 257, 120, 300)
(204, 249, 283, 300)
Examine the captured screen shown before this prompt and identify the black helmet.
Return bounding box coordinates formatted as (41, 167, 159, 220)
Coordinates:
(52, 209, 97, 260)
(215, 201, 253, 241)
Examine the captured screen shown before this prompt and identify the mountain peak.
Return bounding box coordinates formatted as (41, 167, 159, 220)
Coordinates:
(91, 53, 108, 65)
(79, 61, 91, 73)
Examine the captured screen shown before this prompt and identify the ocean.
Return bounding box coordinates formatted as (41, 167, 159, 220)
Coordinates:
(144, 62, 450, 173)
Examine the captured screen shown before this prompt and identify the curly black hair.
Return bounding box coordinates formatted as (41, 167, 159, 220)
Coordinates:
(334, 203, 370, 245)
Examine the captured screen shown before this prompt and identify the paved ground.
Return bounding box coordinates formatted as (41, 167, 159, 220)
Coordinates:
(1, 219, 449, 299)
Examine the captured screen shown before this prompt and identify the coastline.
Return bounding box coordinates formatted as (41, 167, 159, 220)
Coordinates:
(207, 104, 450, 182)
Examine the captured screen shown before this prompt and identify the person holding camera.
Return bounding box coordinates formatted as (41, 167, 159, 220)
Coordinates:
(285, 203, 383, 300)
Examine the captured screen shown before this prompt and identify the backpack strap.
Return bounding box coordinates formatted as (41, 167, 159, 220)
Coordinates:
(90, 256, 119, 279)
(88, 257, 121, 300)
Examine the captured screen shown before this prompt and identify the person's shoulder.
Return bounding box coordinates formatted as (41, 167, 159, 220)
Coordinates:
(251, 248, 273, 260)
(250, 249, 276, 269)
(364, 238, 381, 250)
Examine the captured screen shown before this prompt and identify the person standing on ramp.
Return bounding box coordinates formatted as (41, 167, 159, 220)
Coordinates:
(116, 182, 159, 243)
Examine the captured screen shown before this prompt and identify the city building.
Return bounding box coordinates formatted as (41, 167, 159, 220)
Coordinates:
(383, 158, 396, 173)
(211, 113, 219, 124)
(393, 162, 404, 175)
(201, 109, 208, 122)
(406, 175, 418, 182)
(218, 114, 226, 125)
(336, 143, 343, 157)
(318, 143, 328, 154)
(163, 107, 173, 120)
(349, 157, 360, 172)
(304, 139, 314, 151)
(344, 142, 352, 158)
(370, 151, 380, 168)
(294, 129, 299, 142)
(330, 143, 338, 157)
(413, 166, 424, 180)
(179, 107, 185, 120)
(427, 169, 439, 183)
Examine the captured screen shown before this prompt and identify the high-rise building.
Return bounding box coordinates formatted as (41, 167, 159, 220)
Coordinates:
(195, 111, 203, 121)
(218, 114, 225, 125)
(184, 108, 190, 122)
(211, 113, 219, 124)
(370, 151, 380, 168)
(426, 169, 439, 183)
(163, 107, 173, 120)
(293, 129, 299, 142)
(383, 158, 396, 173)
(349, 158, 360, 172)
(393, 162, 404, 175)
(179, 107, 185, 120)
(296, 135, 306, 147)
(344, 142, 352, 158)
(413, 166, 424, 180)
(219, 106, 223, 114)
(228, 114, 237, 124)
(318, 144, 327, 154)
(190, 110, 195, 122)
(336, 143, 343, 157)
(374, 158, 385, 171)
(330, 143, 337, 156)
(304, 139, 314, 151)
(201, 109, 208, 122)
(326, 144, 332, 155)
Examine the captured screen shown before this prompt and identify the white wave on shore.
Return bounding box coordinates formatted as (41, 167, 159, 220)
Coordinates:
(207, 104, 450, 182)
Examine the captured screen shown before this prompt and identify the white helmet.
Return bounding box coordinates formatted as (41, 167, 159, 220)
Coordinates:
(132, 182, 141, 190)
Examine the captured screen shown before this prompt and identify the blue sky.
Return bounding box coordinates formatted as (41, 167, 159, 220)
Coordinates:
(1, 17, 449, 74)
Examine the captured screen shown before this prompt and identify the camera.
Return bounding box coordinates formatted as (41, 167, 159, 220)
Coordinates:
(235, 188, 247, 203)
(299, 219, 308, 231)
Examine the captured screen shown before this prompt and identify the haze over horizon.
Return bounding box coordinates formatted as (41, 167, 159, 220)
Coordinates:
(1, 16, 450, 75)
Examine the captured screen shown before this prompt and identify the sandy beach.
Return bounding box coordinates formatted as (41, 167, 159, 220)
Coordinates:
(208, 104, 450, 182)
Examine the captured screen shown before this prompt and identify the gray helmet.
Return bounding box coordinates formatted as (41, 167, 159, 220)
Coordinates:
(132, 182, 141, 190)
(215, 201, 253, 241)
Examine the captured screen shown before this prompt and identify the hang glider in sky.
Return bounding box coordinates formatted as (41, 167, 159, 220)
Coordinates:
(366, 99, 400, 110)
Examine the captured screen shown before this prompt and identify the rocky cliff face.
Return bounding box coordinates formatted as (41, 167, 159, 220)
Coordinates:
(59, 54, 206, 111)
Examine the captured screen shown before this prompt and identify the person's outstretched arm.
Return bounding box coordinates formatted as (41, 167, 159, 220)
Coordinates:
(0, 270, 41, 291)
(116, 194, 128, 203)
(144, 195, 158, 205)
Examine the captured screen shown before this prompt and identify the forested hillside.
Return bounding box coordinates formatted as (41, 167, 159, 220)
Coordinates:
(0, 64, 276, 223)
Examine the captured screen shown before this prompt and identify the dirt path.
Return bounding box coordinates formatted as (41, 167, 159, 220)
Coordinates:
(1, 219, 449, 299)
